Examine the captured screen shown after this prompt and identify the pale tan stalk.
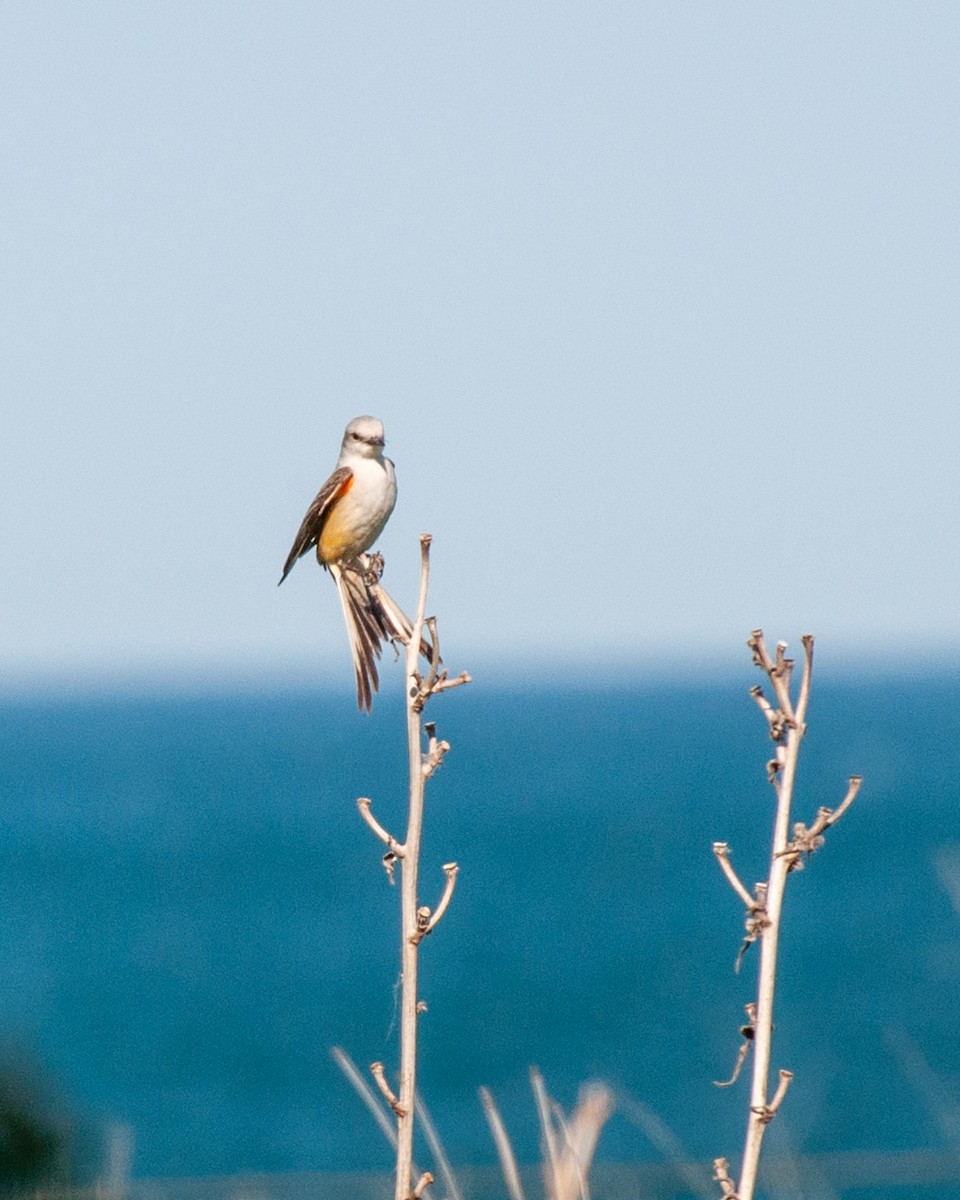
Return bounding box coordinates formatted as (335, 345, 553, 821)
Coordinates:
(394, 535, 434, 1200)
(715, 632, 858, 1200)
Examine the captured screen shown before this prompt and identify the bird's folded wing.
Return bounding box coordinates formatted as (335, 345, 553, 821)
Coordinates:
(278, 467, 354, 585)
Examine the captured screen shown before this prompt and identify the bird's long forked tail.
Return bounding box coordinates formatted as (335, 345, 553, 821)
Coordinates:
(329, 558, 434, 712)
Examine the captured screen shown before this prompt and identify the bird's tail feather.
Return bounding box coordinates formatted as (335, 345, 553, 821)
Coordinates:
(331, 559, 433, 712)
(330, 562, 386, 712)
(369, 579, 434, 663)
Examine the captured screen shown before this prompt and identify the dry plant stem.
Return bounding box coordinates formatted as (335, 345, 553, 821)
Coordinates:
(371, 1061, 405, 1116)
(417, 863, 459, 941)
(713, 843, 755, 909)
(764, 1068, 795, 1119)
(713, 1158, 738, 1198)
(737, 633, 813, 1200)
(411, 1172, 434, 1199)
(479, 1087, 526, 1200)
(354, 535, 467, 1200)
(796, 776, 863, 844)
(714, 1004, 757, 1088)
(531, 1068, 562, 1200)
(394, 534, 434, 1200)
(357, 797, 405, 858)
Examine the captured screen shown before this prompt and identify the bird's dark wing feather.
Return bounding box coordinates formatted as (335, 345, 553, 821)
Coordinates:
(278, 467, 353, 585)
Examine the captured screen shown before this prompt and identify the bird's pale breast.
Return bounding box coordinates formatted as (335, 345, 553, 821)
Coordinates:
(317, 458, 396, 563)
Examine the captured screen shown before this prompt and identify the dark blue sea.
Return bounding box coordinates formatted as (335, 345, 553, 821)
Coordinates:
(0, 670, 958, 1193)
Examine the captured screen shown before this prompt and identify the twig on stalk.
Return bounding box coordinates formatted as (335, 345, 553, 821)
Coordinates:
(371, 1061, 406, 1116)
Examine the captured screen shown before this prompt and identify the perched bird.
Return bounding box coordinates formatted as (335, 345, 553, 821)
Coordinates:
(279, 416, 415, 710)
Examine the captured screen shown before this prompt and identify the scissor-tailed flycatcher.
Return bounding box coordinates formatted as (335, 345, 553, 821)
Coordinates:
(279, 415, 417, 711)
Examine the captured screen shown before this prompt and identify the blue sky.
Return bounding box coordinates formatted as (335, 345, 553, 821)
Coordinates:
(2, 3, 958, 686)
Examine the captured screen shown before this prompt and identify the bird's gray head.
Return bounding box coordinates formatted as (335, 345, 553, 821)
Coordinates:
(341, 415, 386, 457)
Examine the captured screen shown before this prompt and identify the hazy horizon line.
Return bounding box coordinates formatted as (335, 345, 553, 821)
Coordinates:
(3, 639, 958, 701)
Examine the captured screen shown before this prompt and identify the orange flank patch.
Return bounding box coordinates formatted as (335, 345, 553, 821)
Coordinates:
(317, 473, 360, 562)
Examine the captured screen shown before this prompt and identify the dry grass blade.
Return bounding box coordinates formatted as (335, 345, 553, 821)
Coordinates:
(531, 1070, 613, 1200)
(530, 1068, 562, 1200)
(554, 1083, 614, 1200)
(478, 1086, 526, 1200)
(330, 1047, 397, 1149)
(619, 1092, 715, 1200)
(415, 1093, 461, 1200)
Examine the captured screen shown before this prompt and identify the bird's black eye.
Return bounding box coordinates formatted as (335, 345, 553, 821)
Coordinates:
(351, 432, 361, 440)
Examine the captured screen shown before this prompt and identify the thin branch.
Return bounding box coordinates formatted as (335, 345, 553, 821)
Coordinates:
(548, 1097, 579, 1200)
(418, 619, 471, 703)
(371, 1061, 406, 1117)
(714, 1004, 756, 1088)
(734, 884, 768, 974)
(422, 722, 452, 779)
(795, 635, 814, 727)
(830, 774, 863, 823)
(434, 670, 472, 694)
(530, 1071, 612, 1200)
(713, 843, 756, 909)
(409, 537, 436, 714)
(807, 775, 862, 836)
(780, 776, 863, 867)
(713, 1158, 739, 1199)
(424, 618, 442, 690)
(747, 631, 795, 725)
(749, 686, 780, 735)
(411, 1172, 434, 1199)
(330, 1047, 397, 1149)
(715, 1038, 751, 1089)
(415, 615, 443, 709)
(357, 797, 405, 857)
(750, 1068, 794, 1125)
(767, 1069, 794, 1117)
(411, 863, 459, 943)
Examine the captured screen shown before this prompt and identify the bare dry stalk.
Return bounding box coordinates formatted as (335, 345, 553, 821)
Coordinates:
(393, 538, 433, 1200)
(714, 631, 859, 1200)
(358, 535, 469, 1200)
